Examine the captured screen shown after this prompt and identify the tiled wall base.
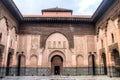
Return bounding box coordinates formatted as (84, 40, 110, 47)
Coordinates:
(0, 67, 120, 77)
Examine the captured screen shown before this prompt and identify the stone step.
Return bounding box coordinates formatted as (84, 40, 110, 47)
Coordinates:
(1, 76, 120, 80)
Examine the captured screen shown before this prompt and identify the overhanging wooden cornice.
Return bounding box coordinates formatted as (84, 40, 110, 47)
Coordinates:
(92, 0, 116, 22)
(21, 17, 93, 24)
(1, 0, 23, 21)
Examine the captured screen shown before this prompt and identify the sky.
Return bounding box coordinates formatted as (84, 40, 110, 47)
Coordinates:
(13, 0, 103, 15)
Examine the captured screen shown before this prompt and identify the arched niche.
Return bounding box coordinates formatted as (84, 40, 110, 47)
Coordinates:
(30, 55, 38, 67)
(76, 55, 84, 67)
(29, 55, 38, 76)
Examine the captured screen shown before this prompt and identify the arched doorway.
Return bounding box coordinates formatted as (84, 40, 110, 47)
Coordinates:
(17, 54, 21, 76)
(30, 55, 38, 76)
(111, 49, 120, 76)
(6, 52, 13, 76)
(51, 55, 63, 75)
(88, 54, 96, 75)
(111, 49, 119, 66)
(101, 53, 107, 75)
(17, 54, 26, 76)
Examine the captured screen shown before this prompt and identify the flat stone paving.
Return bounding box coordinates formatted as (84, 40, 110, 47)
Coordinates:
(0, 76, 120, 80)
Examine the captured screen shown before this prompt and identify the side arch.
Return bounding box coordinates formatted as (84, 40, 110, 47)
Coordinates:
(101, 53, 107, 75)
(6, 52, 13, 76)
(88, 54, 96, 75)
(30, 55, 38, 67)
(17, 54, 26, 76)
(30, 55, 38, 76)
(111, 49, 120, 77)
(76, 55, 84, 67)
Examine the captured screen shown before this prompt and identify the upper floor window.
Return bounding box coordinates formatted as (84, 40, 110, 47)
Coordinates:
(0, 33, 2, 42)
(48, 41, 51, 48)
(10, 40, 12, 47)
(111, 33, 114, 43)
(101, 40, 103, 48)
(53, 41, 56, 48)
(58, 41, 61, 48)
(63, 41, 66, 48)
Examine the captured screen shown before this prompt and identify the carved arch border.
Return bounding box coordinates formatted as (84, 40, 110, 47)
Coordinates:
(40, 30, 74, 48)
(48, 50, 66, 63)
(48, 50, 66, 67)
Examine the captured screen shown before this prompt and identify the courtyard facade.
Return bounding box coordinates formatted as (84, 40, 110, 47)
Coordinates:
(0, 0, 120, 77)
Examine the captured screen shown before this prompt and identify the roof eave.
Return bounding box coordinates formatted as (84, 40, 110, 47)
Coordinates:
(1, 0, 23, 21)
(92, 0, 116, 22)
(21, 17, 93, 24)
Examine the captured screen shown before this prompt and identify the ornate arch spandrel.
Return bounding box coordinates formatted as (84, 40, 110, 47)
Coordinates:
(40, 30, 74, 49)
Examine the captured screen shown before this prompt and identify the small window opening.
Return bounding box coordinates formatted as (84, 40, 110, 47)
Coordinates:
(111, 33, 114, 43)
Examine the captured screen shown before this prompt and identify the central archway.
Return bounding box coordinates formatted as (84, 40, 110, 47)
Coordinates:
(51, 55, 63, 75)
(48, 50, 66, 75)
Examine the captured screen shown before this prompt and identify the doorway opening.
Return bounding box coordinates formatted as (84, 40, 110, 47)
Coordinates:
(6, 52, 13, 76)
(111, 49, 120, 76)
(101, 53, 107, 75)
(17, 54, 26, 76)
(51, 55, 63, 75)
(54, 66, 60, 75)
(88, 54, 96, 75)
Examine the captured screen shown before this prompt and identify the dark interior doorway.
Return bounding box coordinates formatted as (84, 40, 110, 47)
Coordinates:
(17, 54, 21, 76)
(92, 55, 96, 75)
(54, 66, 60, 75)
(102, 53, 107, 75)
(88, 54, 96, 75)
(111, 49, 120, 76)
(17, 54, 26, 76)
(6, 52, 12, 76)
